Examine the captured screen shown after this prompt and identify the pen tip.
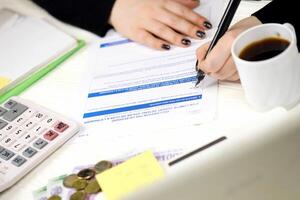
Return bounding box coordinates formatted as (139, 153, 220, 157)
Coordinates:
(195, 80, 201, 88)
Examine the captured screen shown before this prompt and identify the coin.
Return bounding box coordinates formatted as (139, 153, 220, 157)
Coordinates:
(48, 195, 61, 200)
(72, 179, 87, 190)
(63, 174, 79, 188)
(84, 179, 101, 194)
(77, 168, 96, 180)
(70, 191, 87, 200)
(94, 160, 113, 174)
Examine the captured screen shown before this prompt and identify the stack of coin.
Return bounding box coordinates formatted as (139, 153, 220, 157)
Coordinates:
(60, 160, 113, 200)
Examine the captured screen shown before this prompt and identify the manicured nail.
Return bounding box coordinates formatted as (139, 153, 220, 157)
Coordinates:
(196, 30, 206, 39)
(181, 38, 191, 46)
(161, 44, 171, 50)
(203, 21, 212, 29)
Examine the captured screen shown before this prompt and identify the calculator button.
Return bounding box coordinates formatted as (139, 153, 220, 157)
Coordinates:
(32, 125, 46, 135)
(43, 130, 59, 141)
(3, 103, 28, 122)
(0, 107, 7, 117)
(11, 142, 26, 152)
(23, 120, 36, 130)
(20, 133, 36, 144)
(33, 138, 48, 150)
(32, 112, 46, 122)
(4, 100, 17, 109)
(22, 147, 37, 158)
(11, 156, 27, 167)
(0, 136, 16, 148)
(0, 120, 8, 130)
(42, 117, 57, 127)
(2, 124, 17, 135)
(0, 148, 15, 160)
(11, 129, 26, 139)
(22, 108, 36, 118)
(54, 122, 69, 133)
(12, 116, 26, 126)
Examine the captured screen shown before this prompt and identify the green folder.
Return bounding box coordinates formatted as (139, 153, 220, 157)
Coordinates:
(0, 40, 85, 104)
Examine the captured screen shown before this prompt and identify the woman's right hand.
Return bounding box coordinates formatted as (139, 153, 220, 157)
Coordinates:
(196, 16, 262, 81)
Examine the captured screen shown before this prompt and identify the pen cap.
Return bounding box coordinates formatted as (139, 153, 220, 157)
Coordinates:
(231, 23, 300, 111)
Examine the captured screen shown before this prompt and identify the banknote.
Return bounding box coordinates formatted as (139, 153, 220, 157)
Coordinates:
(33, 149, 183, 200)
(33, 186, 48, 200)
(47, 174, 70, 199)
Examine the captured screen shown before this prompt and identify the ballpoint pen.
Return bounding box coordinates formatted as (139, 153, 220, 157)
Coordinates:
(195, 0, 242, 87)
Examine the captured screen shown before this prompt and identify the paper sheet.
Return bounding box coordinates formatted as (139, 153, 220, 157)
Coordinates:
(83, 40, 217, 124)
(0, 8, 76, 94)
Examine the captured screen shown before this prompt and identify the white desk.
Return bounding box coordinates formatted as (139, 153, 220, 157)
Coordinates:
(1, 0, 289, 199)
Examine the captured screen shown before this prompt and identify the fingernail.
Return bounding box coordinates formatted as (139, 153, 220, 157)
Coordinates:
(181, 38, 191, 46)
(161, 44, 171, 50)
(196, 30, 206, 39)
(203, 21, 212, 29)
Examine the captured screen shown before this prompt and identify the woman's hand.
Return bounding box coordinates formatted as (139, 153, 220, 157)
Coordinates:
(196, 16, 262, 81)
(109, 0, 212, 50)
(172, 0, 200, 9)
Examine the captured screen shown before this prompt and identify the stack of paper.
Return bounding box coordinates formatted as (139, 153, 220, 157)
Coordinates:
(0, 9, 77, 95)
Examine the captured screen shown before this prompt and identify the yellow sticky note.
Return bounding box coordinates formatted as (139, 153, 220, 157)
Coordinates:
(96, 151, 165, 200)
(0, 77, 11, 89)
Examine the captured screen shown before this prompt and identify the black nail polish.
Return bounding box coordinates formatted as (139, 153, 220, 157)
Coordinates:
(181, 38, 191, 46)
(161, 44, 171, 50)
(196, 30, 206, 39)
(203, 21, 212, 29)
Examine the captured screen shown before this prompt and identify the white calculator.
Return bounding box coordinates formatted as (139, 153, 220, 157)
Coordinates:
(0, 97, 80, 192)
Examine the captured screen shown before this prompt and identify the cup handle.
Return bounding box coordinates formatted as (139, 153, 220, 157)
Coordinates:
(284, 23, 295, 32)
(284, 23, 297, 42)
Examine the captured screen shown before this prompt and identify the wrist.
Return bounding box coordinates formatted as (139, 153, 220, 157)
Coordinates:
(232, 16, 262, 30)
(108, 0, 124, 27)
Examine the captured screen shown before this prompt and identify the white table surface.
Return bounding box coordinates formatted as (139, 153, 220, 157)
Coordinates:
(1, 0, 291, 199)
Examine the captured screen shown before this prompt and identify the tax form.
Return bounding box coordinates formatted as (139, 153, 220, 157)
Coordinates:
(79, 0, 223, 138)
(81, 37, 217, 129)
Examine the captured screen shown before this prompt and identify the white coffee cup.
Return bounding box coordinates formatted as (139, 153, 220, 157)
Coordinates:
(232, 23, 300, 111)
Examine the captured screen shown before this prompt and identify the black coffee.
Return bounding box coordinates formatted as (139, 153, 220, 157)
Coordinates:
(239, 37, 290, 61)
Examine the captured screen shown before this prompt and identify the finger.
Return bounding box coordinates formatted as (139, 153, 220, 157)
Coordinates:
(157, 8, 206, 39)
(195, 42, 210, 72)
(172, 0, 200, 9)
(200, 31, 237, 73)
(164, 1, 212, 30)
(144, 19, 191, 47)
(226, 72, 240, 81)
(134, 29, 171, 50)
(212, 57, 237, 80)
